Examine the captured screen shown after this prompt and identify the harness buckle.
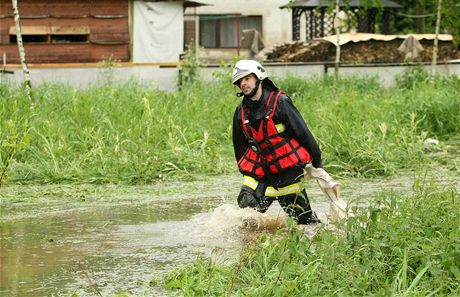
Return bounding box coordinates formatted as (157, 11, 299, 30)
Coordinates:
(265, 108, 272, 119)
(248, 139, 259, 152)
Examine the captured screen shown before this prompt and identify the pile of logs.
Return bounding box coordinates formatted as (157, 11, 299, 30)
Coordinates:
(261, 38, 458, 64)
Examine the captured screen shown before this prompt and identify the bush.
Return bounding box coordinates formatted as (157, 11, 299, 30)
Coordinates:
(395, 64, 430, 90)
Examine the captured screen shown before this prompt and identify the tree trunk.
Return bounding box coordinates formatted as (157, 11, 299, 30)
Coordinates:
(431, 0, 442, 81)
(334, 0, 341, 99)
(12, 0, 32, 101)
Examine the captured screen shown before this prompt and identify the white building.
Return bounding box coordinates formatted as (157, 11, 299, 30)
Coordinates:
(184, 0, 292, 63)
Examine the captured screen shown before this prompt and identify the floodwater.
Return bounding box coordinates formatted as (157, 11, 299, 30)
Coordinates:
(0, 172, 458, 297)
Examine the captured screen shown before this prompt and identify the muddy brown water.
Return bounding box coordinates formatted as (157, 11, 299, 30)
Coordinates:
(0, 172, 457, 297)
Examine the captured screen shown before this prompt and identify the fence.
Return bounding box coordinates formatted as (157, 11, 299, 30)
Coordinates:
(1, 61, 459, 90)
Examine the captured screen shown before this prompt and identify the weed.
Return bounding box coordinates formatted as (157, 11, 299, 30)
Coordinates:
(163, 181, 460, 296)
(0, 74, 459, 184)
(178, 42, 202, 89)
(98, 55, 121, 85)
(395, 63, 430, 90)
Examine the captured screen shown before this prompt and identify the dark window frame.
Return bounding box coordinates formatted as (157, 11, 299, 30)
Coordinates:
(199, 14, 262, 49)
(8, 25, 90, 44)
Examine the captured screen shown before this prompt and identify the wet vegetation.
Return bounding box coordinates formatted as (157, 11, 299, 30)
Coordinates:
(1, 68, 459, 185)
(1, 67, 459, 296)
(164, 181, 460, 296)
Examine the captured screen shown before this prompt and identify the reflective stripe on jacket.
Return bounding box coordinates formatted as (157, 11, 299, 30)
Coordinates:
(243, 175, 302, 197)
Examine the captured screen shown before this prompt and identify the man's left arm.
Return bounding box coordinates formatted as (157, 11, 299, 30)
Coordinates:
(277, 95, 323, 168)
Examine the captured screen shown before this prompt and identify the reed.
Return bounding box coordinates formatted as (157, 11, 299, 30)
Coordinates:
(164, 181, 460, 296)
(0, 74, 459, 184)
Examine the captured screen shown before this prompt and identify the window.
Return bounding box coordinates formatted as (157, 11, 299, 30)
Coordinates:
(9, 26, 49, 43)
(51, 26, 90, 43)
(9, 26, 90, 44)
(199, 15, 262, 48)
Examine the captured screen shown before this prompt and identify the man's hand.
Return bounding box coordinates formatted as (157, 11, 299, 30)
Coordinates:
(256, 196, 273, 213)
(237, 189, 259, 208)
(237, 183, 273, 213)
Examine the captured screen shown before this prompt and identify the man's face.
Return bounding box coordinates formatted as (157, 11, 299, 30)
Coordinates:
(238, 74, 258, 95)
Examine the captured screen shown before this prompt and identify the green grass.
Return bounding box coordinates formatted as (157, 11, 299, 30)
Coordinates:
(2, 71, 459, 296)
(163, 181, 460, 296)
(1, 72, 459, 184)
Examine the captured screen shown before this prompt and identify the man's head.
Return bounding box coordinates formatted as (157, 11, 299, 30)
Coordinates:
(232, 60, 268, 85)
(232, 60, 278, 99)
(232, 60, 267, 99)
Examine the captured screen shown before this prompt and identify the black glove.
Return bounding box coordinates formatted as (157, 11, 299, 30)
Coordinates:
(237, 187, 258, 208)
(256, 196, 274, 213)
(254, 182, 272, 213)
(237, 183, 274, 212)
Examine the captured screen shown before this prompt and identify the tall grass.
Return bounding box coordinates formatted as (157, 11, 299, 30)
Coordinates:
(164, 182, 460, 296)
(278, 74, 460, 176)
(1, 79, 235, 183)
(0, 73, 459, 184)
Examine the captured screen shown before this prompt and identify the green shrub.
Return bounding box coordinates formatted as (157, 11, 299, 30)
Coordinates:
(395, 64, 430, 90)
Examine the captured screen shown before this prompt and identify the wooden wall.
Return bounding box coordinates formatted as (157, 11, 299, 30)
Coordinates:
(0, 0, 130, 64)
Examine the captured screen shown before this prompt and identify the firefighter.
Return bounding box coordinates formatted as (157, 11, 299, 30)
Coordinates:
(232, 60, 322, 224)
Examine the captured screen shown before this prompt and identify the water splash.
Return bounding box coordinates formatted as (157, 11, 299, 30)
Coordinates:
(191, 204, 287, 235)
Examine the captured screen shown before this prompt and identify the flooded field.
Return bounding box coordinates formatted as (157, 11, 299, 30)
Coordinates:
(0, 171, 458, 297)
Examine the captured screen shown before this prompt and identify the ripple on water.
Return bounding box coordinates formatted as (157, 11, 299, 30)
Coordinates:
(1, 171, 458, 297)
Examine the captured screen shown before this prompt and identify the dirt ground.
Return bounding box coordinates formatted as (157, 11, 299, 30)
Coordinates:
(262, 39, 459, 64)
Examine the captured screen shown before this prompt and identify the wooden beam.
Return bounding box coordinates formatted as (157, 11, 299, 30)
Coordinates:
(51, 26, 90, 35)
(9, 25, 49, 35)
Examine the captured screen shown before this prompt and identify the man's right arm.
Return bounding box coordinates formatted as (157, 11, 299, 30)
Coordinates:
(232, 106, 248, 162)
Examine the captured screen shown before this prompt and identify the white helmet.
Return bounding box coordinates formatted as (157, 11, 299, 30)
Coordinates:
(232, 60, 268, 85)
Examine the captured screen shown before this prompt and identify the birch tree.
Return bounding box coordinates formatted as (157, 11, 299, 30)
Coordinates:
(333, 0, 341, 99)
(431, 0, 442, 80)
(1, 0, 33, 187)
(12, 0, 32, 101)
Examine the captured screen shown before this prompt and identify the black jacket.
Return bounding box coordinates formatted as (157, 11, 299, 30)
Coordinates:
(232, 87, 322, 187)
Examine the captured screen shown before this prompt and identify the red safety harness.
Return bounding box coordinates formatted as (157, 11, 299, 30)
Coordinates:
(237, 91, 311, 179)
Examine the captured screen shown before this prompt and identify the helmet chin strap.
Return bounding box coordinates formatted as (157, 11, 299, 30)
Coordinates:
(236, 79, 261, 98)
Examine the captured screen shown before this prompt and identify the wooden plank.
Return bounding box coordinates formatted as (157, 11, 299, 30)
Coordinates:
(90, 0, 128, 17)
(51, 26, 90, 35)
(90, 33, 129, 43)
(1, 0, 129, 18)
(0, 43, 130, 63)
(19, 18, 87, 27)
(17, 0, 49, 17)
(9, 25, 50, 35)
(89, 18, 129, 31)
(4, 62, 178, 68)
(0, 1, 12, 17)
(48, 0, 90, 18)
(0, 19, 12, 43)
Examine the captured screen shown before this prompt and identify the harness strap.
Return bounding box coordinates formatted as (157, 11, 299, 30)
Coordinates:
(265, 143, 303, 166)
(287, 137, 303, 164)
(262, 91, 284, 173)
(241, 106, 255, 140)
(258, 139, 288, 155)
(241, 105, 260, 176)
